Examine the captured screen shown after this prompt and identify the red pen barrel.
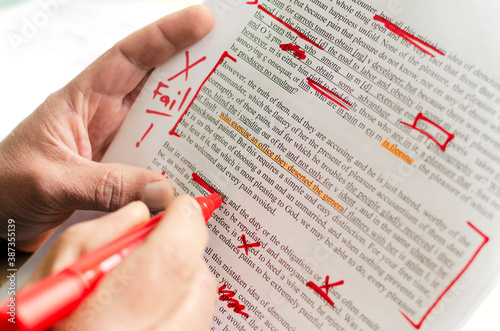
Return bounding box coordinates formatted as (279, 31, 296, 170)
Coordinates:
(7, 270, 86, 331)
(0, 194, 222, 331)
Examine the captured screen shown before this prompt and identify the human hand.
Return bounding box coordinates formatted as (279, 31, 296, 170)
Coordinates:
(24, 197, 216, 331)
(0, 6, 215, 251)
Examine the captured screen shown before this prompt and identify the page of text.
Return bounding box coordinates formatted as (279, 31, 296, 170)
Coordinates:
(103, 1, 500, 330)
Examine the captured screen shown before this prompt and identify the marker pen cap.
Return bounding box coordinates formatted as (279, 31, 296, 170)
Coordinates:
(16, 269, 86, 331)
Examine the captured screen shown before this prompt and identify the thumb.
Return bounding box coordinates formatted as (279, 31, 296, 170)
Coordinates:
(67, 160, 174, 212)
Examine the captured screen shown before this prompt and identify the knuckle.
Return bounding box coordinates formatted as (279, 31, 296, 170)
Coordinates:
(94, 166, 127, 211)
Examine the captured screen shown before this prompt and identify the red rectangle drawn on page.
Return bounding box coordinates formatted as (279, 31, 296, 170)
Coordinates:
(401, 112, 455, 151)
(307, 77, 351, 110)
(401, 221, 489, 329)
(257, 4, 323, 50)
(169, 51, 237, 137)
(373, 15, 445, 57)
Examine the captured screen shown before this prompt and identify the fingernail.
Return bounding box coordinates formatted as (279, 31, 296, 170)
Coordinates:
(141, 181, 173, 210)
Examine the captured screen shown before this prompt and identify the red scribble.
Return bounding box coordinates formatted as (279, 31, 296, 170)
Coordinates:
(258, 5, 323, 50)
(307, 77, 351, 110)
(306, 276, 344, 307)
(280, 43, 306, 60)
(136, 123, 154, 148)
(146, 109, 172, 117)
(400, 112, 455, 151)
(153, 81, 192, 112)
(168, 51, 207, 82)
(153, 82, 169, 100)
(401, 221, 489, 329)
(169, 51, 237, 137)
(373, 15, 445, 57)
(246, 0, 258, 4)
(237, 234, 261, 255)
(218, 285, 249, 318)
(191, 173, 227, 204)
(160, 95, 171, 108)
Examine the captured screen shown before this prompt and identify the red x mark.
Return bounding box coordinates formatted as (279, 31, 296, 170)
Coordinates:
(237, 235, 260, 255)
(168, 51, 207, 82)
(306, 276, 344, 307)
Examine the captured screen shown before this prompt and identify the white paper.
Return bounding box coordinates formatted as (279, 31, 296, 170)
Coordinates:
(8, 1, 500, 329)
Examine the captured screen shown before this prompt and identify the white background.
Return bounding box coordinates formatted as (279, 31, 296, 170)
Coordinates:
(0, 0, 497, 329)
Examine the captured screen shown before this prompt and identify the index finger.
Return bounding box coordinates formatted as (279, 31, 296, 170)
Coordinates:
(72, 195, 210, 329)
(71, 5, 215, 99)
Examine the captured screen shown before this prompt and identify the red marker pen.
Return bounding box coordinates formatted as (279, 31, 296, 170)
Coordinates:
(0, 194, 222, 331)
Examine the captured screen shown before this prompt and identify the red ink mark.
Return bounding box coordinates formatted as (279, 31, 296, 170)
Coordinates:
(177, 87, 192, 112)
(306, 276, 344, 307)
(246, 0, 258, 4)
(146, 109, 172, 117)
(402, 221, 488, 329)
(153, 81, 192, 112)
(153, 81, 169, 100)
(160, 95, 171, 107)
(307, 77, 351, 110)
(136, 123, 154, 148)
(237, 234, 261, 255)
(168, 51, 207, 82)
(169, 51, 237, 136)
(169, 91, 182, 110)
(258, 5, 323, 50)
(373, 15, 445, 57)
(191, 173, 227, 204)
(218, 285, 250, 318)
(161, 171, 169, 179)
(400, 112, 455, 151)
(280, 43, 306, 60)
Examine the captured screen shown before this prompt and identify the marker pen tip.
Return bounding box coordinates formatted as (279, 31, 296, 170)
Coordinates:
(195, 193, 222, 223)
